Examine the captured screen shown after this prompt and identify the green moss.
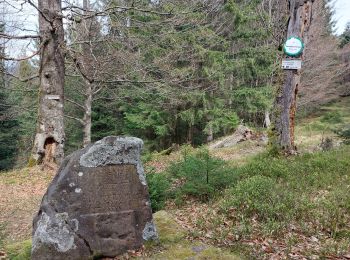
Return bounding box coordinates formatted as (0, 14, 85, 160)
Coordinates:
(153, 210, 186, 244)
(5, 239, 31, 260)
(199, 246, 241, 259)
(151, 211, 241, 259)
(27, 156, 37, 167)
(153, 243, 196, 259)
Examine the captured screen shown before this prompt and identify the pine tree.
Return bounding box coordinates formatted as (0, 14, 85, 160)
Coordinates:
(0, 22, 19, 170)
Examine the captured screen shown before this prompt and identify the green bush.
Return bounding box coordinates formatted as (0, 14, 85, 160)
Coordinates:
(316, 186, 350, 238)
(320, 111, 343, 124)
(221, 175, 295, 222)
(167, 148, 238, 202)
(336, 125, 350, 144)
(146, 170, 171, 212)
(219, 147, 350, 235)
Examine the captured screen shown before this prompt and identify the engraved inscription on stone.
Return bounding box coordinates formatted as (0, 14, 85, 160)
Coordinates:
(78, 164, 145, 214)
(32, 136, 157, 259)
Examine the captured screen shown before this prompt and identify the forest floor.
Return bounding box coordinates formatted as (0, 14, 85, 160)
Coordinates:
(1, 97, 350, 259)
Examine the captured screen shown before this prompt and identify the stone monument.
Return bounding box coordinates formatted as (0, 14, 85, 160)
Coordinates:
(31, 136, 158, 259)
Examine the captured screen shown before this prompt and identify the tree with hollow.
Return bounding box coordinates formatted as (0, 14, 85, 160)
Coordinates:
(32, 0, 65, 165)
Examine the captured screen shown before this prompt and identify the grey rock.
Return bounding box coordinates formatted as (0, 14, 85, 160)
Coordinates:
(32, 136, 158, 260)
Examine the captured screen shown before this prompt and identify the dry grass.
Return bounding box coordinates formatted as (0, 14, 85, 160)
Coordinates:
(295, 97, 350, 152)
(0, 166, 55, 245)
(210, 140, 266, 166)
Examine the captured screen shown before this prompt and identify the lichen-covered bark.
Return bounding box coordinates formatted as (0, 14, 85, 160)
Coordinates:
(272, 0, 313, 154)
(32, 0, 65, 165)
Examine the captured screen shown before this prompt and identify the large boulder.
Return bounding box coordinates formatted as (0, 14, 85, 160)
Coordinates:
(31, 136, 158, 260)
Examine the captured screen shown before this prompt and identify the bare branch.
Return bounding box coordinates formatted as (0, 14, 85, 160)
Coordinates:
(0, 48, 40, 61)
(64, 114, 84, 124)
(66, 98, 85, 110)
(4, 71, 39, 82)
(0, 33, 40, 40)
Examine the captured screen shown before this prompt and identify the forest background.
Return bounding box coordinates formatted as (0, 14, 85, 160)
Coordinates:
(0, 0, 349, 170)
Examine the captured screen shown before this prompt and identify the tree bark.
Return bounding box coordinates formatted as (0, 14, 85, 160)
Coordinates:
(83, 80, 92, 147)
(80, 0, 93, 147)
(32, 0, 65, 165)
(264, 110, 271, 128)
(272, 0, 313, 154)
(206, 91, 214, 143)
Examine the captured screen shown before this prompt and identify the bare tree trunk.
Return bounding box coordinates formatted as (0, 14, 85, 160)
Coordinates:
(32, 0, 65, 165)
(206, 123, 213, 143)
(272, 0, 312, 154)
(206, 91, 214, 143)
(264, 110, 271, 128)
(83, 80, 92, 147)
(187, 125, 193, 144)
(80, 0, 94, 147)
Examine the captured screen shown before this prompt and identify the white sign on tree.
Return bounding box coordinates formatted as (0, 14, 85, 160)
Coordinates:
(281, 59, 302, 70)
(283, 37, 304, 57)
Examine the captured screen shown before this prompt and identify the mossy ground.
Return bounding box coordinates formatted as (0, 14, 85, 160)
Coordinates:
(149, 211, 241, 260)
(4, 240, 31, 260)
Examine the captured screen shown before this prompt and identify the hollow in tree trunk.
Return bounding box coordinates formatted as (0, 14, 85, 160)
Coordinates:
(32, 0, 65, 165)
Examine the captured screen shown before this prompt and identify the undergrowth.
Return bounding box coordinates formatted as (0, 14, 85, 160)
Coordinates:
(0, 223, 5, 251)
(221, 147, 350, 229)
(5, 240, 31, 260)
(146, 147, 239, 211)
(148, 145, 350, 257)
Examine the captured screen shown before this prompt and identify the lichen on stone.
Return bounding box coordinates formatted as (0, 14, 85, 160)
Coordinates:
(79, 136, 147, 185)
(142, 221, 158, 241)
(32, 212, 76, 253)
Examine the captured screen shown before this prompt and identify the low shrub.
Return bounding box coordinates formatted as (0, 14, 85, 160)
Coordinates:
(146, 170, 171, 212)
(167, 148, 238, 202)
(221, 175, 295, 222)
(321, 111, 343, 124)
(315, 186, 350, 238)
(336, 124, 350, 144)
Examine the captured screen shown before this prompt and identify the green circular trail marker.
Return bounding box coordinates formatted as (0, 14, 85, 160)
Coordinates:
(283, 36, 304, 57)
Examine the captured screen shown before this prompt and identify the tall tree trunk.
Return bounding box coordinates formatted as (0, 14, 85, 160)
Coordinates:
(83, 80, 92, 147)
(271, 0, 312, 154)
(81, 0, 94, 147)
(206, 91, 214, 143)
(264, 110, 271, 128)
(32, 0, 65, 165)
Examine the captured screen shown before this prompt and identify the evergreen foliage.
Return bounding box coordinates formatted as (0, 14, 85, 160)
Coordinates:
(0, 23, 19, 170)
(146, 170, 171, 212)
(2, 0, 337, 167)
(0, 82, 19, 170)
(167, 148, 238, 202)
(340, 22, 350, 48)
(62, 0, 281, 152)
(10, 61, 38, 165)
